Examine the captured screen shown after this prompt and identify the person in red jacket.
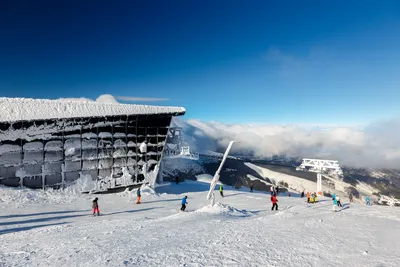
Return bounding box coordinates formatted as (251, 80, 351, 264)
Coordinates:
(271, 194, 278, 211)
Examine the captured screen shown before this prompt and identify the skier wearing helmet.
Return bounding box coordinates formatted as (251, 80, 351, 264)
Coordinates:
(180, 196, 188, 211)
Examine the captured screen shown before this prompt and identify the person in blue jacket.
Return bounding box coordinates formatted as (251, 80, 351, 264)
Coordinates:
(332, 195, 338, 211)
(180, 196, 188, 211)
(331, 193, 336, 201)
(366, 196, 371, 205)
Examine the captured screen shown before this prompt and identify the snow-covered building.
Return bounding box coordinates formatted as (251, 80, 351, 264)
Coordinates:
(0, 97, 185, 190)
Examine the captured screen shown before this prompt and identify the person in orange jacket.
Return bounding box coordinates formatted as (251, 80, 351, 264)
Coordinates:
(306, 192, 311, 203)
(271, 194, 278, 211)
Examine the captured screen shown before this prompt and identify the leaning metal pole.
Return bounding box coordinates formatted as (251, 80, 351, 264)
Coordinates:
(207, 141, 235, 206)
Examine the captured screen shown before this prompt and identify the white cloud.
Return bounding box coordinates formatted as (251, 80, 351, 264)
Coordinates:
(116, 96, 169, 102)
(173, 118, 400, 169)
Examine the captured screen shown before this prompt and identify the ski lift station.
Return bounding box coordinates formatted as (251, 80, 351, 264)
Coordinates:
(296, 158, 344, 196)
(163, 127, 199, 160)
(0, 97, 185, 192)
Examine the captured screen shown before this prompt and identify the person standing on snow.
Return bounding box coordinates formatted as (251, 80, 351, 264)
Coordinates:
(92, 197, 100, 216)
(365, 196, 371, 205)
(270, 186, 274, 196)
(275, 186, 280, 196)
(219, 185, 224, 197)
(301, 191, 305, 198)
(136, 187, 141, 204)
(336, 195, 342, 207)
(180, 196, 188, 211)
(306, 192, 311, 203)
(271, 194, 278, 211)
(332, 195, 338, 211)
(349, 194, 354, 203)
(250, 185, 253, 193)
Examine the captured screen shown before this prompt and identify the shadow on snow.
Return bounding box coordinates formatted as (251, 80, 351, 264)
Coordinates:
(0, 222, 68, 235)
(105, 207, 162, 216)
(0, 209, 90, 219)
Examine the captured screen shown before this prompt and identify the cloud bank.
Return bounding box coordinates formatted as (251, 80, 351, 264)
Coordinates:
(59, 94, 399, 169)
(173, 118, 400, 170)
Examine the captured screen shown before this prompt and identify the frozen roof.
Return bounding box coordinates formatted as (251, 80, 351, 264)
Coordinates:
(0, 97, 186, 123)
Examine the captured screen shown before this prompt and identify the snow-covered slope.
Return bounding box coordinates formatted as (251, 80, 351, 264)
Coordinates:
(245, 162, 378, 200)
(245, 162, 318, 193)
(0, 181, 399, 267)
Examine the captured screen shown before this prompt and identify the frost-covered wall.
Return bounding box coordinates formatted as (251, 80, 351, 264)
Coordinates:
(0, 114, 176, 190)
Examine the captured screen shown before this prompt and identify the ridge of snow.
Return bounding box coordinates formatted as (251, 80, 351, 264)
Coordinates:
(0, 97, 185, 123)
(195, 174, 222, 185)
(245, 162, 319, 193)
(194, 202, 255, 217)
(246, 162, 377, 198)
(247, 174, 272, 186)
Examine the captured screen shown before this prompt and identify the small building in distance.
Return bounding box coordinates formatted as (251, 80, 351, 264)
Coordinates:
(0, 97, 185, 191)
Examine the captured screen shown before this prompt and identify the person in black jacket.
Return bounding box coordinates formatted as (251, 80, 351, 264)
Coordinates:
(92, 197, 100, 216)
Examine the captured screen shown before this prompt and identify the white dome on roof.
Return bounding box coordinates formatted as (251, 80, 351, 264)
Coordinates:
(95, 94, 119, 104)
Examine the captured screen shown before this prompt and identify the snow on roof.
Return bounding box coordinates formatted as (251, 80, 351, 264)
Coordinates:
(0, 97, 185, 123)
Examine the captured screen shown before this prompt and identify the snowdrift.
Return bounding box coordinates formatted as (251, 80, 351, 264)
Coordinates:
(194, 202, 255, 217)
(0, 186, 81, 207)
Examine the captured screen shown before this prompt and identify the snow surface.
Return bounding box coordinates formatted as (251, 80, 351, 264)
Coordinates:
(0, 180, 399, 267)
(247, 174, 272, 186)
(0, 97, 185, 123)
(195, 174, 222, 185)
(245, 163, 376, 198)
(245, 162, 317, 193)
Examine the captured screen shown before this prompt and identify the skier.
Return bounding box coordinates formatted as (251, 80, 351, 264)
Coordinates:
(92, 197, 100, 216)
(136, 187, 141, 204)
(331, 193, 336, 201)
(270, 186, 274, 196)
(306, 192, 311, 203)
(336, 195, 342, 207)
(332, 194, 338, 212)
(301, 191, 304, 198)
(365, 196, 371, 206)
(180, 196, 188, 211)
(250, 185, 253, 193)
(271, 194, 278, 211)
(219, 185, 224, 197)
(313, 192, 318, 203)
(275, 186, 280, 195)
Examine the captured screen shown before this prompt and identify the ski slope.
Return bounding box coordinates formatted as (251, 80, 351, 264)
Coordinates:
(1, 182, 399, 267)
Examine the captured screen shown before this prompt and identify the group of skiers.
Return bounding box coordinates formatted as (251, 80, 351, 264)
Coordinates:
(306, 192, 319, 203)
(91, 182, 373, 216)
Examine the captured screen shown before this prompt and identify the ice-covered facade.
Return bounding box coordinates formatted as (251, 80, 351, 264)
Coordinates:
(0, 98, 185, 190)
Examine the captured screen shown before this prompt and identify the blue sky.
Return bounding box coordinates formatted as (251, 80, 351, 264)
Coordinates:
(1, 0, 400, 124)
